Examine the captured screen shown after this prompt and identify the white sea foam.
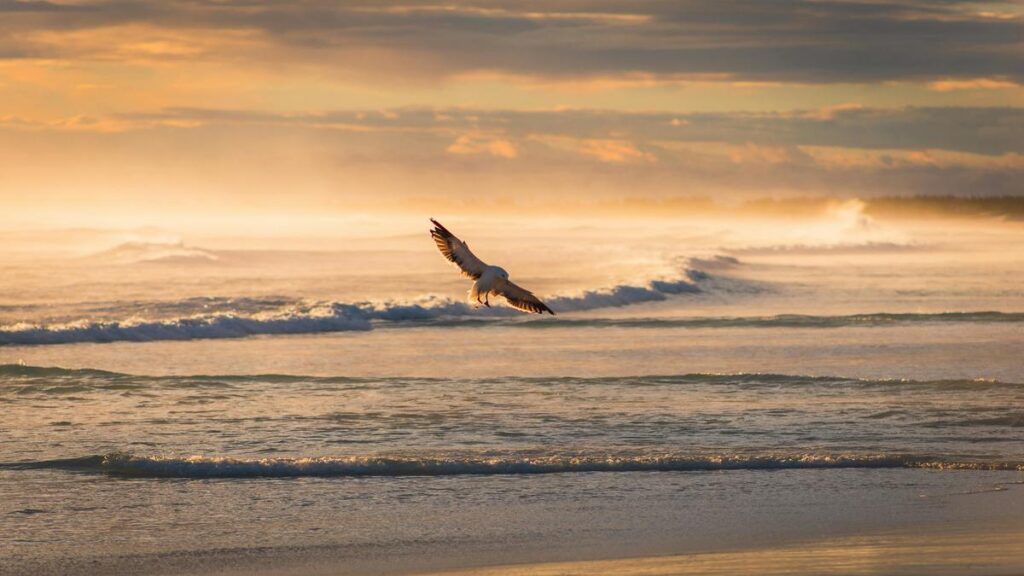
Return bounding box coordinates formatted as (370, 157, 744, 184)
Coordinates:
(0, 303, 373, 345)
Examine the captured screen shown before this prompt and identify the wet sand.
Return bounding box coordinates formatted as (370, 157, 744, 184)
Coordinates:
(420, 527, 1024, 576)
(7, 477, 1022, 576)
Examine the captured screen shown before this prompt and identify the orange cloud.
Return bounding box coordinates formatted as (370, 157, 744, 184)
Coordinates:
(452, 71, 785, 94)
(927, 78, 1020, 91)
(0, 113, 143, 132)
(446, 135, 518, 158)
(525, 134, 657, 164)
(660, 141, 804, 166)
(354, 5, 652, 24)
(802, 103, 864, 120)
(578, 139, 656, 163)
(727, 143, 802, 165)
(24, 25, 263, 64)
(801, 146, 1024, 170)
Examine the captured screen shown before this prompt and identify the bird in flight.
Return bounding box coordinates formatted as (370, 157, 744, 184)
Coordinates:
(430, 219, 555, 315)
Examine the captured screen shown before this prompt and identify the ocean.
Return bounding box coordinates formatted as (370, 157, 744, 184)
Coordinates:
(2, 208, 1023, 575)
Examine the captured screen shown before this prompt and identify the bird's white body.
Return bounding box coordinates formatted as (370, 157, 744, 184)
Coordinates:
(470, 266, 509, 306)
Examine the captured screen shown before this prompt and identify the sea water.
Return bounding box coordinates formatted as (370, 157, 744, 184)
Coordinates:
(2, 211, 1023, 574)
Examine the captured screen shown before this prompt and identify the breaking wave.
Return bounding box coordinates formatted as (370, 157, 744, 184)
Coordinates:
(5, 452, 1020, 478)
(2, 364, 1020, 393)
(0, 302, 374, 345)
(2, 251, 1020, 346)
(0, 264, 748, 345)
(2, 306, 1022, 346)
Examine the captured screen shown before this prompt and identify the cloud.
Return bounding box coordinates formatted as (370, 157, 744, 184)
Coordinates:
(577, 139, 656, 163)
(928, 77, 1021, 91)
(116, 105, 1024, 156)
(446, 134, 518, 158)
(801, 146, 1024, 170)
(3, 104, 1021, 209)
(802, 103, 865, 121)
(527, 134, 656, 163)
(0, 112, 142, 131)
(2, 0, 1019, 220)
(0, 0, 1021, 84)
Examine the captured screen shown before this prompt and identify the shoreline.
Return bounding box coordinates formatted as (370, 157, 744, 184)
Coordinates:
(6, 478, 1023, 576)
(417, 526, 1024, 576)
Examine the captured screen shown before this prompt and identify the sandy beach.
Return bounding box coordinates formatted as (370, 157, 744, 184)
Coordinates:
(421, 528, 1024, 576)
(5, 465, 1022, 576)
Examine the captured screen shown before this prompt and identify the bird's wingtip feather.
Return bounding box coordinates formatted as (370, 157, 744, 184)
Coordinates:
(430, 218, 451, 236)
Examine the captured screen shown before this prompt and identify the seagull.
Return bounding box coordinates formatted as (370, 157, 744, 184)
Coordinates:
(429, 218, 555, 315)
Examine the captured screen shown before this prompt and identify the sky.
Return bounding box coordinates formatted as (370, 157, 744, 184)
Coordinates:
(0, 0, 1022, 225)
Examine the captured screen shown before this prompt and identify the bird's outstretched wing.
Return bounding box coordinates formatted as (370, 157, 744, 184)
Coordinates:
(496, 280, 556, 315)
(430, 219, 488, 279)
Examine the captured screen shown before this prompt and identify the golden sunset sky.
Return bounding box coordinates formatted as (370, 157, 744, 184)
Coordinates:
(1, 0, 1022, 225)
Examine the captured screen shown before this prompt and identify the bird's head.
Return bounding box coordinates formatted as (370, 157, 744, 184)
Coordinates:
(494, 267, 509, 280)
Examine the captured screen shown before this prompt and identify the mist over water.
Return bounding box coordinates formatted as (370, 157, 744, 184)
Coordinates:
(3, 204, 1023, 341)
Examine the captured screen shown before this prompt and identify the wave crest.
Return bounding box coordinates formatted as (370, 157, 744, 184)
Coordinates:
(6, 451, 1020, 478)
(5, 308, 1020, 347)
(0, 303, 373, 345)
(1, 365, 1021, 394)
(0, 262, 743, 345)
